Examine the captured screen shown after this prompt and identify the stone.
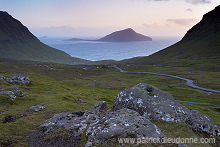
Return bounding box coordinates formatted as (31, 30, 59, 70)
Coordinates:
(5, 74, 31, 85)
(14, 89, 28, 97)
(27, 106, 46, 113)
(76, 98, 86, 103)
(39, 101, 164, 147)
(94, 101, 107, 112)
(0, 76, 5, 80)
(0, 86, 5, 91)
(113, 83, 217, 136)
(85, 108, 164, 147)
(177, 143, 191, 147)
(0, 91, 16, 100)
(0, 85, 28, 100)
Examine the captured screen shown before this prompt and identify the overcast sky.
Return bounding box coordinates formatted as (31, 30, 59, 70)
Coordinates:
(1, 0, 220, 37)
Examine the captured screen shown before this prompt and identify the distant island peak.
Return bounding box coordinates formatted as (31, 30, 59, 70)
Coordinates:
(65, 28, 152, 42)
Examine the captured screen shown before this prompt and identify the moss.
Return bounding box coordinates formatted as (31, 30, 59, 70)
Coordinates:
(80, 128, 88, 147)
(43, 127, 71, 142)
(92, 117, 97, 120)
(148, 93, 155, 96)
(92, 142, 100, 146)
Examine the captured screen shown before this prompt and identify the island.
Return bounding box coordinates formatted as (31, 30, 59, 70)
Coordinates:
(65, 28, 152, 42)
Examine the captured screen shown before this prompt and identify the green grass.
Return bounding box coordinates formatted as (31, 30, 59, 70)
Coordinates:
(0, 59, 219, 146)
(0, 71, 117, 146)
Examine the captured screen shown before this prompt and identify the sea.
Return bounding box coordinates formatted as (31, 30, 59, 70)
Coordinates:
(39, 37, 181, 61)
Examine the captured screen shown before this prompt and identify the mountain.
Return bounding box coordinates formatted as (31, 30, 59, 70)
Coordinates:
(120, 6, 220, 64)
(0, 11, 88, 64)
(97, 28, 152, 42)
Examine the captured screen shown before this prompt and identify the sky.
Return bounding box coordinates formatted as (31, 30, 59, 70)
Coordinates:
(0, 0, 220, 38)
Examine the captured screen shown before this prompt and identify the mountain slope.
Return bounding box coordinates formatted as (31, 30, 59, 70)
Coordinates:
(97, 28, 152, 42)
(120, 6, 220, 64)
(0, 11, 87, 64)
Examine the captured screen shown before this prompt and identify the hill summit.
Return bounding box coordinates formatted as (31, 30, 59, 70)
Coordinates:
(98, 28, 152, 42)
(0, 11, 86, 64)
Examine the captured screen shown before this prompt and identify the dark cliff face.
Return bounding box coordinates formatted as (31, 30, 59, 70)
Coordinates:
(98, 28, 152, 42)
(182, 5, 220, 40)
(0, 11, 37, 41)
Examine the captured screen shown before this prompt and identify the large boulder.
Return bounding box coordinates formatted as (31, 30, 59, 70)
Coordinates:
(39, 101, 164, 147)
(113, 83, 218, 136)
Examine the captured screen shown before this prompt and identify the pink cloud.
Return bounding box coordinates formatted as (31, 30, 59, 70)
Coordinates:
(167, 19, 199, 27)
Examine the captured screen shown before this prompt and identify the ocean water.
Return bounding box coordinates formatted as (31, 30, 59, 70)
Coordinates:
(39, 37, 180, 61)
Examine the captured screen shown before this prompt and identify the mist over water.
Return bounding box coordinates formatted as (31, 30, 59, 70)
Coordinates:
(39, 37, 180, 61)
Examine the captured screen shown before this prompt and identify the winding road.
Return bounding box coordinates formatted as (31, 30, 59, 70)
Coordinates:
(113, 65, 220, 94)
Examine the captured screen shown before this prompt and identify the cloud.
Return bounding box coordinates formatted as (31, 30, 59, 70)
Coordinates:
(138, 0, 168, 1)
(167, 19, 199, 27)
(135, 0, 211, 4)
(185, 8, 193, 12)
(184, 0, 211, 4)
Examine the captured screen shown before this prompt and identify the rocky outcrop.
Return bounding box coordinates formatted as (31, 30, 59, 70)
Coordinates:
(113, 83, 218, 136)
(0, 74, 29, 100)
(4, 74, 31, 85)
(29, 83, 219, 147)
(0, 85, 28, 100)
(38, 101, 164, 147)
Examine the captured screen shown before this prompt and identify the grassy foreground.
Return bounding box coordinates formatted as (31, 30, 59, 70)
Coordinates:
(0, 59, 219, 146)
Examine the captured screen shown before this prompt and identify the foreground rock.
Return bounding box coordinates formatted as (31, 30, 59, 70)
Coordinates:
(28, 83, 219, 147)
(31, 101, 164, 147)
(113, 83, 219, 136)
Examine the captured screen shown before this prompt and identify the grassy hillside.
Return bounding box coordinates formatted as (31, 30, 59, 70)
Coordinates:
(0, 39, 88, 64)
(0, 60, 219, 146)
(0, 11, 88, 64)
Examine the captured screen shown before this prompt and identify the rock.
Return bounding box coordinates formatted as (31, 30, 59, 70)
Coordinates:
(113, 83, 217, 136)
(0, 85, 28, 100)
(76, 98, 86, 103)
(0, 75, 5, 80)
(5, 74, 31, 85)
(39, 101, 164, 147)
(14, 89, 28, 97)
(0, 86, 5, 91)
(94, 101, 106, 112)
(0, 91, 16, 100)
(85, 108, 164, 147)
(215, 125, 220, 136)
(27, 106, 46, 113)
(177, 143, 191, 147)
(113, 83, 175, 115)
